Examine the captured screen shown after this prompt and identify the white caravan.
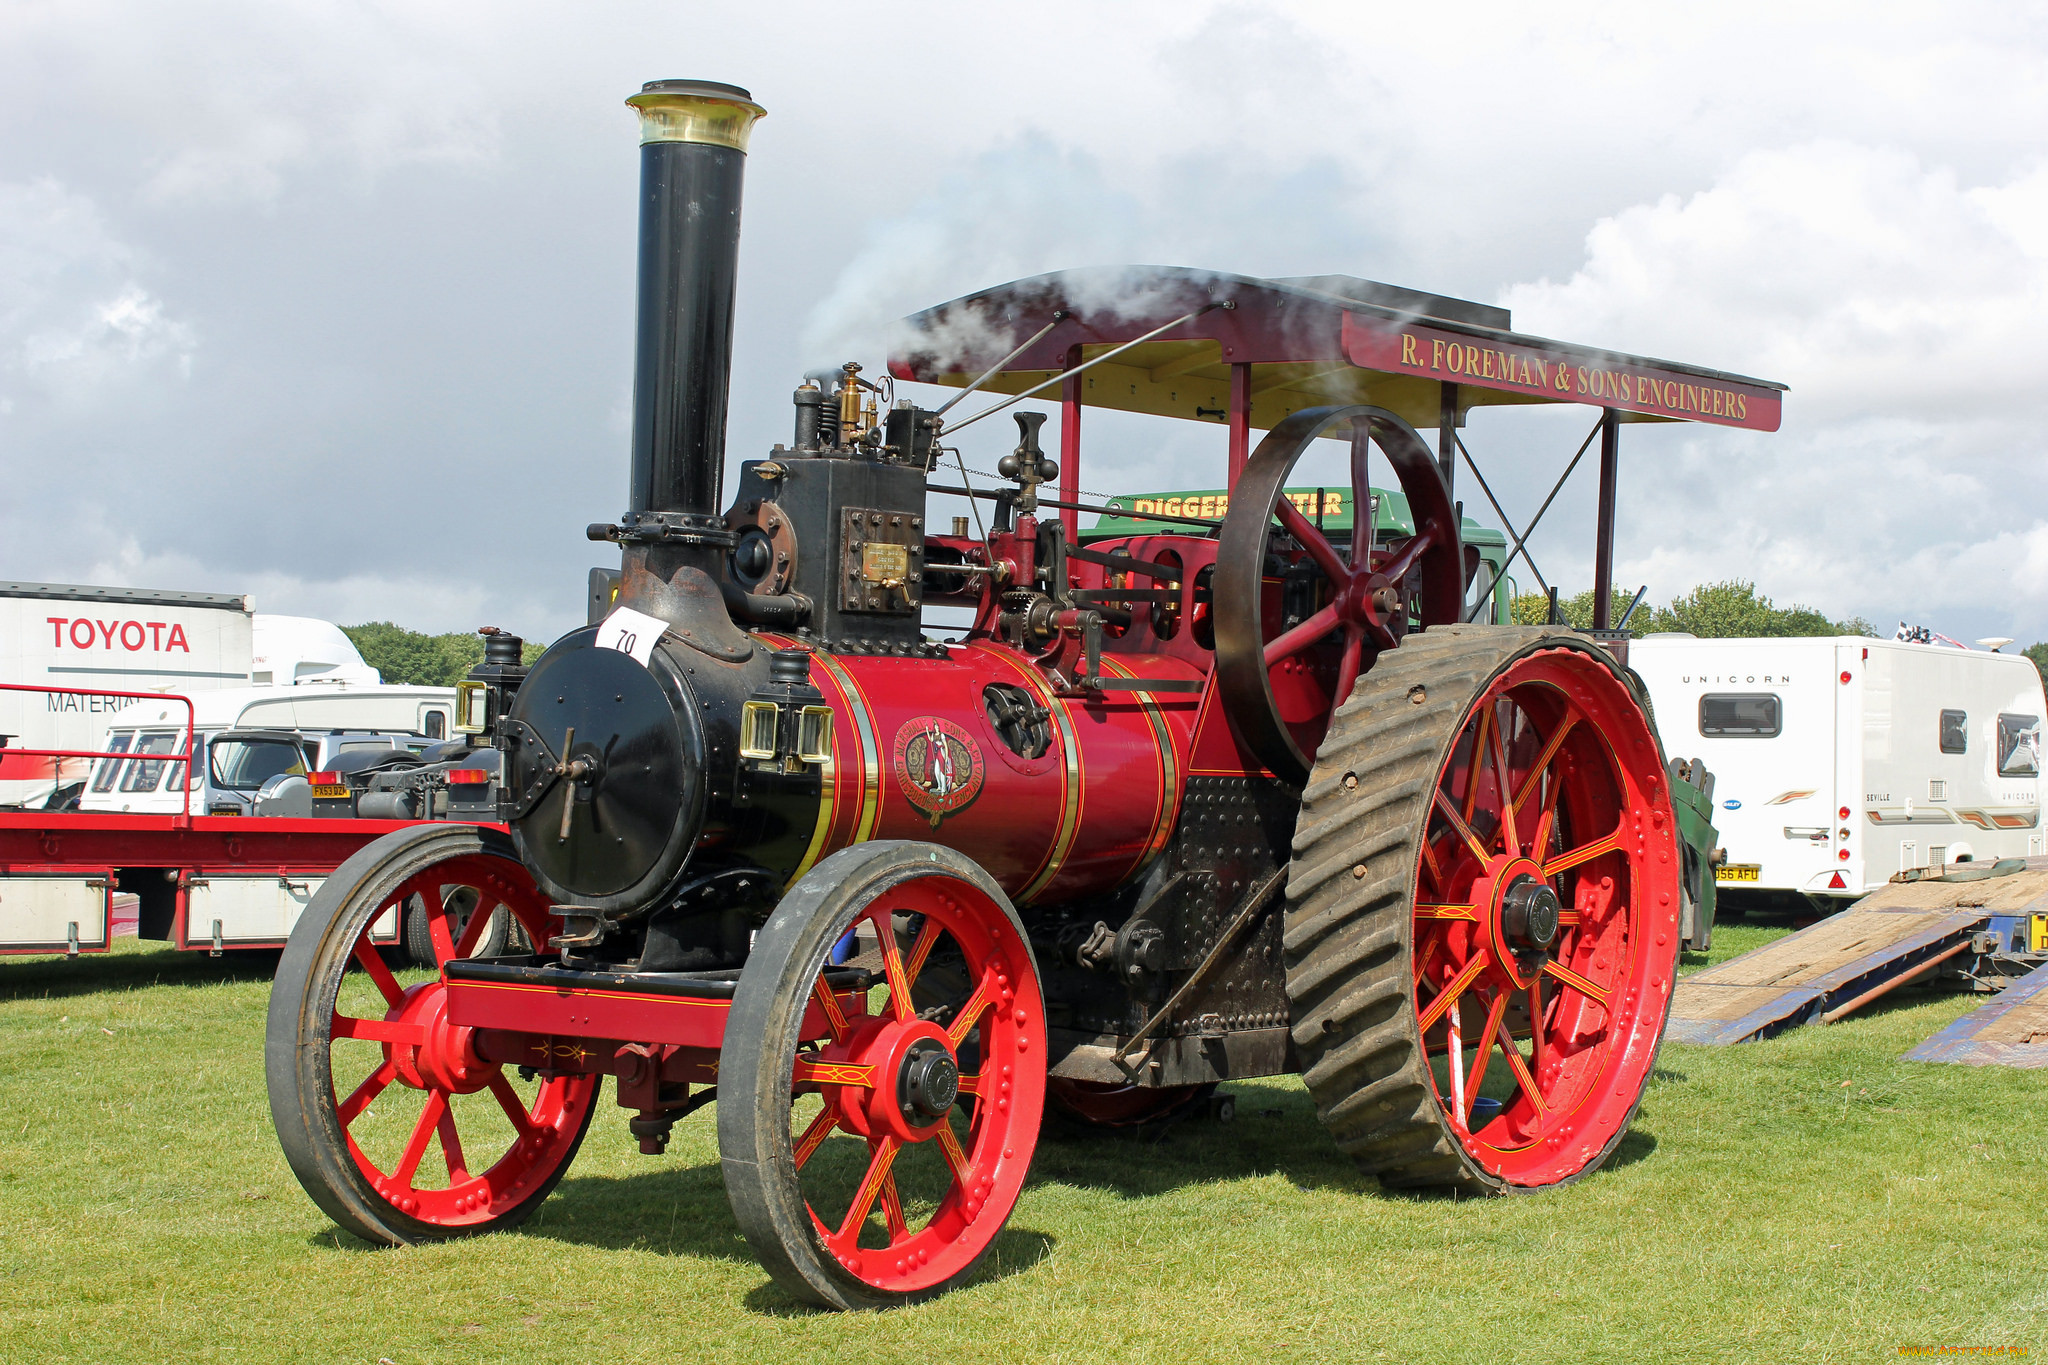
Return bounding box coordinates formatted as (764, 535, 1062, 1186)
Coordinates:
(1629, 635, 2045, 903)
(75, 684, 457, 817)
(1, 582, 255, 806)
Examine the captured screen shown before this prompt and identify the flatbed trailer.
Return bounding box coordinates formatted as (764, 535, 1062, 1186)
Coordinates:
(0, 810, 499, 956)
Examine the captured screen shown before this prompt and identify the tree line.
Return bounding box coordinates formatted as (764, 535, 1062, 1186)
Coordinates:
(341, 623, 544, 687)
(1508, 580, 1875, 638)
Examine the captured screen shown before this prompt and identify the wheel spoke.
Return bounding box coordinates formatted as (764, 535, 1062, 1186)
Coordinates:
(1263, 601, 1342, 665)
(834, 1137, 901, 1243)
(1530, 788, 1563, 866)
(1527, 979, 1545, 1077)
(1543, 824, 1623, 877)
(879, 1174, 910, 1242)
(1415, 902, 1480, 922)
(947, 968, 997, 1047)
(1417, 952, 1487, 1034)
(1461, 706, 1494, 823)
(1464, 989, 1511, 1126)
(421, 883, 458, 966)
(792, 1105, 839, 1170)
(392, 1091, 447, 1190)
(487, 1075, 538, 1141)
(1374, 520, 1439, 587)
(954, 1072, 981, 1098)
(1490, 1013, 1549, 1119)
(1542, 959, 1611, 1009)
(1412, 933, 1443, 988)
(351, 939, 405, 1008)
(1490, 712, 1520, 857)
(336, 1059, 397, 1128)
(811, 976, 851, 1044)
(933, 1120, 972, 1190)
(1417, 833, 1445, 891)
(1331, 628, 1365, 713)
(454, 897, 501, 959)
(902, 917, 943, 991)
(872, 910, 915, 1024)
(1447, 1002, 1465, 1118)
(436, 1105, 469, 1183)
(1511, 710, 1580, 816)
(1273, 497, 1350, 586)
(331, 1013, 426, 1045)
(793, 1057, 877, 1089)
(1431, 790, 1492, 865)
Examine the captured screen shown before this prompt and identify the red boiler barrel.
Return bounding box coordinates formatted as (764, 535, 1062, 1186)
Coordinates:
(771, 639, 1201, 904)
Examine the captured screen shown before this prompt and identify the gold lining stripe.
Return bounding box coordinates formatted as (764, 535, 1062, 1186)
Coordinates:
(991, 649, 1082, 903)
(1098, 657, 1181, 873)
(755, 633, 840, 889)
(809, 649, 882, 843)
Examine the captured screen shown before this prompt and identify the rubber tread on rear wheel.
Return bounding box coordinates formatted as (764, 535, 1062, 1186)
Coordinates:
(1283, 625, 1682, 1192)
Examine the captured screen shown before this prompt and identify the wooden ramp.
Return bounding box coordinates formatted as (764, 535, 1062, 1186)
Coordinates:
(1667, 864, 2048, 1046)
(1905, 962, 2048, 1069)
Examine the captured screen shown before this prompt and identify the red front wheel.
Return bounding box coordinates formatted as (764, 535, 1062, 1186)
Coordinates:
(718, 842, 1046, 1310)
(266, 825, 599, 1242)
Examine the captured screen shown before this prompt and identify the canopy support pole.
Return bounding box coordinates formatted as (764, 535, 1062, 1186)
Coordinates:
(1060, 346, 1083, 542)
(1437, 381, 1459, 498)
(1228, 363, 1251, 485)
(1592, 407, 1619, 629)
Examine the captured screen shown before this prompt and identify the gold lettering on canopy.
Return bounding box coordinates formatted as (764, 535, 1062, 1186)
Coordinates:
(1341, 314, 1780, 432)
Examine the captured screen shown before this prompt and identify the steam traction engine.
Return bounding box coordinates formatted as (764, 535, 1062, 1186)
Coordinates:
(266, 80, 1784, 1308)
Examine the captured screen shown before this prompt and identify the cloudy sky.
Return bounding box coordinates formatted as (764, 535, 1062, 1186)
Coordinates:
(3, 1, 2045, 646)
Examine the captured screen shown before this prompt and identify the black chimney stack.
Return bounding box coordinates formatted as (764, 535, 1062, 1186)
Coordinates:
(623, 79, 766, 523)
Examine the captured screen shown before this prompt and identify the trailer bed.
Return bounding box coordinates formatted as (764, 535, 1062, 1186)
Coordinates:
(1669, 862, 2048, 1045)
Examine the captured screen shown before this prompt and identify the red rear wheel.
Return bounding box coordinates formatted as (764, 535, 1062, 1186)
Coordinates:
(268, 825, 599, 1242)
(719, 842, 1045, 1309)
(1411, 646, 1677, 1185)
(1285, 628, 1680, 1191)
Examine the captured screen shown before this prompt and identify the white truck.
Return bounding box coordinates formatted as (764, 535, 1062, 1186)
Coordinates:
(1629, 635, 2046, 905)
(1, 581, 256, 807)
(2, 583, 390, 808)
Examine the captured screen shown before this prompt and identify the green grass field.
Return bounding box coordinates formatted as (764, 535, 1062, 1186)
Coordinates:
(1, 922, 2041, 1364)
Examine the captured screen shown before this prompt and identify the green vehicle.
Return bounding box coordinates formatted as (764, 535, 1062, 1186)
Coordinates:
(1083, 483, 1516, 625)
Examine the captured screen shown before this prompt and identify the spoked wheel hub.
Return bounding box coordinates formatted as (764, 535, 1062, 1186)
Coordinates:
(384, 981, 491, 1096)
(1498, 874, 1561, 960)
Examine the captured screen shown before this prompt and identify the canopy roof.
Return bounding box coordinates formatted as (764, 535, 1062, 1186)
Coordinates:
(888, 267, 1785, 433)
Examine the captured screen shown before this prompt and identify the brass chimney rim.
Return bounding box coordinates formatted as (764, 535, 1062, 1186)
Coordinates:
(626, 79, 766, 151)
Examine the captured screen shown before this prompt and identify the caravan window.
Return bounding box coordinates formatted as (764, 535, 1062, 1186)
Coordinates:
(91, 733, 133, 792)
(1998, 714, 2040, 776)
(1940, 709, 1968, 755)
(1701, 694, 1780, 737)
(424, 710, 446, 740)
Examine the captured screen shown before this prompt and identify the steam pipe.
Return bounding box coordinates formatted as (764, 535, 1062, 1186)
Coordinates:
(624, 80, 766, 521)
